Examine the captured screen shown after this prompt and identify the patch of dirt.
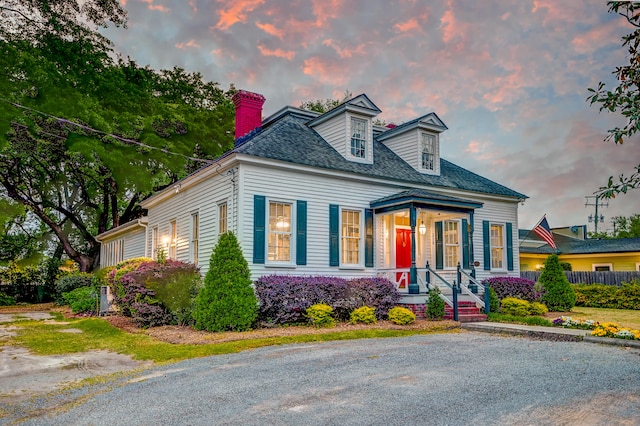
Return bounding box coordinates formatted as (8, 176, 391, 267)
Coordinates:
(102, 315, 461, 345)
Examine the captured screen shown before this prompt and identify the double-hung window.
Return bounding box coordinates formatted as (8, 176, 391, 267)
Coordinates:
(490, 224, 505, 269)
(218, 202, 227, 235)
(268, 201, 292, 262)
(350, 118, 367, 158)
(151, 226, 159, 260)
(421, 133, 436, 171)
(342, 209, 362, 265)
(444, 220, 460, 268)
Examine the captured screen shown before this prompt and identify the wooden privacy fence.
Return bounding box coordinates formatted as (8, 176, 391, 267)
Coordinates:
(521, 271, 640, 286)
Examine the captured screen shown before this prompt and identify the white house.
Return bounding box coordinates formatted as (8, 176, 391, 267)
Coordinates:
(97, 90, 527, 313)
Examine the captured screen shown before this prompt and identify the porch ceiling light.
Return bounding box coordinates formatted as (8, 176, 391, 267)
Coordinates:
(419, 221, 427, 235)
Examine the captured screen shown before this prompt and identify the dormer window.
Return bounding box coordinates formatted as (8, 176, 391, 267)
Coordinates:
(350, 118, 367, 158)
(421, 133, 436, 171)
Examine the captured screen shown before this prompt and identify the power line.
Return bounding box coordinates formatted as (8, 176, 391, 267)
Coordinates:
(0, 97, 216, 164)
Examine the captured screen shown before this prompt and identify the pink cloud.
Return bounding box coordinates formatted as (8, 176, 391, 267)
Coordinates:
(257, 45, 295, 60)
(215, 0, 264, 30)
(176, 39, 200, 49)
(322, 39, 367, 58)
(394, 17, 423, 33)
(139, 0, 169, 12)
(256, 22, 285, 39)
(302, 57, 349, 86)
(572, 18, 622, 53)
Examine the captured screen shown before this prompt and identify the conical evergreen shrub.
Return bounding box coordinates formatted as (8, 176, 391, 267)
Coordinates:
(539, 254, 576, 311)
(194, 232, 258, 331)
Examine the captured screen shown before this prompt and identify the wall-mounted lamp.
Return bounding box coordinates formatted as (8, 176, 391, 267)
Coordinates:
(419, 221, 427, 235)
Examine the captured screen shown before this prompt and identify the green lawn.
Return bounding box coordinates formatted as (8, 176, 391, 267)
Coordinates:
(3, 314, 453, 363)
(568, 307, 640, 329)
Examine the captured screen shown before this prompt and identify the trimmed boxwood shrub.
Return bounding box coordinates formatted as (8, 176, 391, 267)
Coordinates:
(387, 306, 416, 325)
(350, 306, 377, 324)
(426, 287, 445, 320)
(539, 254, 576, 311)
(482, 276, 541, 302)
(500, 297, 549, 317)
(254, 275, 400, 324)
(194, 232, 258, 332)
(306, 303, 335, 328)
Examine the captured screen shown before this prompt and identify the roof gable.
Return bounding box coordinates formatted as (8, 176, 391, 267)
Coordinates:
(307, 94, 381, 128)
(377, 113, 448, 142)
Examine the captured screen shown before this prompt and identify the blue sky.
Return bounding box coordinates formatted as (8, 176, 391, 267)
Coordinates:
(104, 0, 640, 232)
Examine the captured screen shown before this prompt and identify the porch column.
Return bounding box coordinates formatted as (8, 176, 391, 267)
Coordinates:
(409, 206, 419, 294)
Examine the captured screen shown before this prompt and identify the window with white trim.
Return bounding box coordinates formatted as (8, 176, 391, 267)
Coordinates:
(169, 220, 177, 259)
(490, 223, 505, 269)
(342, 209, 362, 265)
(268, 201, 292, 262)
(592, 263, 612, 272)
(218, 202, 227, 235)
(421, 133, 436, 170)
(444, 220, 460, 268)
(190, 212, 199, 264)
(636, 262, 640, 272)
(350, 118, 367, 158)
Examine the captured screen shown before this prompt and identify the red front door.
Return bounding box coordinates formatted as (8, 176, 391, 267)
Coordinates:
(395, 228, 412, 288)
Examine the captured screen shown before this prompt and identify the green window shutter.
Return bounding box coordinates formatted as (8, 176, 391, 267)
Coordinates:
(329, 204, 339, 266)
(253, 195, 265, 264)
(365, 209, 374, 267)
(483, 220, 490, 271)
(462, 218, 470, 269)
(506, 222, 514, 271)
(296, 200, 307, 265)
(435, 221, 443, 270)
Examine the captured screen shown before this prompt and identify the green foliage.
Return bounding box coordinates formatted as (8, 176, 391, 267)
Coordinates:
(488, 287, 500, 314)
(539, 254, 576, 311)
(500, 297, 549, 317)
(305, 303, 335, 328)
(0, 2, 235, 272)
(573, 282, 640, 310)
(62, 286, 97, 313)
(426, 287, 445, 320)
(54, 272, 95, 303)
(299, 90, 352, 113)
(387, 306, 416, 325)
(587, 2, 640, 197)
(350, 306, 377, 325)
(560, 262, 573, 271)
(194, 233, 257, 332)
(0, 292, 16, 306)
(487, 312, 554, 327)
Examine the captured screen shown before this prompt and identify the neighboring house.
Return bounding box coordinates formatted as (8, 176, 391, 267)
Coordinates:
(519, 225, 640, 272)
(97, 90, 527, 309)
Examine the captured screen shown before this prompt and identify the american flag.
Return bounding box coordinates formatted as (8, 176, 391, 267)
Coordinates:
(533, 215, 557, 249)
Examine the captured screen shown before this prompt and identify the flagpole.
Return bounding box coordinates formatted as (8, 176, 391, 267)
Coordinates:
(519, 214, 546, 247)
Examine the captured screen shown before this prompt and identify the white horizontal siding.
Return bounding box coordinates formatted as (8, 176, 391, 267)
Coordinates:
(124, 229, 146, 260)
(382, 129, 418, 170)
(312, 114, 346, 158)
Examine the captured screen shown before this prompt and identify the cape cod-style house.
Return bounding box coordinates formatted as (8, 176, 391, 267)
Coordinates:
(97, 90, 527, 317)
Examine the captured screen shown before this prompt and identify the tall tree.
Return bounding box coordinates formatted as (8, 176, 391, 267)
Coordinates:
(588, 1, 640, 198)
(0, 1, 235, 271)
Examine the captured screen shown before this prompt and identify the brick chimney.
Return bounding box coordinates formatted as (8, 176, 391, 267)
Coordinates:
(233, 90, 266, 140)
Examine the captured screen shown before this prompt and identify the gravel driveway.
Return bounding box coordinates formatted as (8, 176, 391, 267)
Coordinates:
(11, 331, 640, 425)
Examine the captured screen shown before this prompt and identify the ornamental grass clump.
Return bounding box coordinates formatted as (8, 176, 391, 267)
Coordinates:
(194, 232, 258, 332)
(306, 303, 335, 328)
(387, 306, 416, 325)
(350, 306, 377, 325)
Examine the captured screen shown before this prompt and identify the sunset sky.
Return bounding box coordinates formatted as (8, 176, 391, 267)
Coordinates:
(104, 0, 640, 233)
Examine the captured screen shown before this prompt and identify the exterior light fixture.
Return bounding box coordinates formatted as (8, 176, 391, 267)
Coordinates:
(419, 221, 427, 235)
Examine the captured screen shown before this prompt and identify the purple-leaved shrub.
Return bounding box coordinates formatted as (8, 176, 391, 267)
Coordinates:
(254, 275, 400, 324)
(482, 276, 542, 302)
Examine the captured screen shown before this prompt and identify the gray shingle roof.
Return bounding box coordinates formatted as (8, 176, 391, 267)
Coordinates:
(519, 229, 640, 254)
(234, 112, 526, 199)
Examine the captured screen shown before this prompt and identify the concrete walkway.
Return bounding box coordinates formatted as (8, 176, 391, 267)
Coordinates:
(462, 321, 640, 348)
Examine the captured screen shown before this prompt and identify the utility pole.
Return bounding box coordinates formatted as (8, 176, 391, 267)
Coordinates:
(585, 195, 608, 234)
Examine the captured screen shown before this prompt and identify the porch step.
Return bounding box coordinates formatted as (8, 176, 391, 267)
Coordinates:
(444, 302, 487, 323)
